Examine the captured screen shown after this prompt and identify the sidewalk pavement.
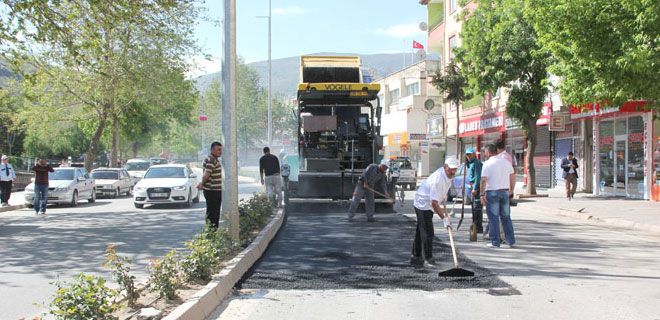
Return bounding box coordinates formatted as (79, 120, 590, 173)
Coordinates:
(514, 191, 660, 235)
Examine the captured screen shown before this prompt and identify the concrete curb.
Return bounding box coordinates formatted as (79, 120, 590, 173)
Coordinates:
(517, 203, 660, 235)
(0, 204, 26, 213)
(163, 207, 285, 320)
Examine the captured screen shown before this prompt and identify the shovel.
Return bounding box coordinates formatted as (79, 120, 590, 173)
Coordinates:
(438, 225, 475, 277)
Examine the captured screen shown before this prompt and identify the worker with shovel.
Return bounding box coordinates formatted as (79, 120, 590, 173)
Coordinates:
(348, 160, 391, 222)
(410, 157, 459, 268)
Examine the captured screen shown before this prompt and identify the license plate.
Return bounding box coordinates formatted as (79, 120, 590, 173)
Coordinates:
(150, 193, 168, 197)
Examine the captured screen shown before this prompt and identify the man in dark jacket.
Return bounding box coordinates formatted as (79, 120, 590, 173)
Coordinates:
(561, 152, 579, 200)
(348, 160, 390, 222)
(32, 158, 54, 214)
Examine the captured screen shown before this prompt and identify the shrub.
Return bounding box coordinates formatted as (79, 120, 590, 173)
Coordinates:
(49, 273, 117, 320)
(238, 194, 273, 243)
(180, 233, 221, 282)
(147, 249, 180, 300)
(104, 244, 139, 307)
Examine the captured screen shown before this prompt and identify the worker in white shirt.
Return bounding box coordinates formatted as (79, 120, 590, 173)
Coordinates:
(480, 144, 516, 248)
(0, 155, 17, 206)
(410, 157, 459, 267)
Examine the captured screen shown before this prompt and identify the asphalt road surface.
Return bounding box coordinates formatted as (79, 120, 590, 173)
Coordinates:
(210, 193, 660, 320)
(0, 181, 263, 320)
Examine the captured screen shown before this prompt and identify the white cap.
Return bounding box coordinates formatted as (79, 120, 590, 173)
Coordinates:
(379, 159, 390, 167)
(444, 157, 460, 169)
(1, 155, 7, 160)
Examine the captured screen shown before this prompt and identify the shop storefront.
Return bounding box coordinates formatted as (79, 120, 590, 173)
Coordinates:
(458, 112, 505, 159)
(571, 101, 654, 199)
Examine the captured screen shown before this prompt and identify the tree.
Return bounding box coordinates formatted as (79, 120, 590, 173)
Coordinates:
(1, 1, 201, 170)
(431, 61, 470, 156)
(458, 0, 551, 194)
(527, 0, 659, 109)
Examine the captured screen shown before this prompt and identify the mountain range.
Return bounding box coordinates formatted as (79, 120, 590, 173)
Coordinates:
(194, 52, 429, 96)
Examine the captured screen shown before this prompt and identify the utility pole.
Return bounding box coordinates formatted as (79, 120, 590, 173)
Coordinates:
(257, 0, 273, 147)
(268, 0, 272, 147)
(222, 0, 239, 240)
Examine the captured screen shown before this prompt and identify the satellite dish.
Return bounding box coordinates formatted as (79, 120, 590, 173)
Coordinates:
(424, 99, 435, 111)
(419, 22, 428, 31)
(416, 49, 426, 61)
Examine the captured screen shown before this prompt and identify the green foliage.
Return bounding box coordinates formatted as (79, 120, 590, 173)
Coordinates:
(239, 194, 274, 244)
(49, 273, 118, 320)
(147, 249, 180, 300)
(431, 61, 470, 109)
(180, 231, 222, 282)
(527, 0, 659, 108)
(104, 244, 139, 307)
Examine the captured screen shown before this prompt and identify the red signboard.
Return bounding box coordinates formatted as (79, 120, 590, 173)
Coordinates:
(198, 115, 208, 121)
(458, 112, 505, 138)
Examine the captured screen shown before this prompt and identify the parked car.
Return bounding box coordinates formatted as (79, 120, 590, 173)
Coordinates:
(133, 164, 200, 208)
(390, 157, 417, 190)
(24, 167, 96, 207)
(447, 163, 472, 203)
(149, 157, 168, 166)
(91, 168, 134, 198)
(124, 158, 151, 182)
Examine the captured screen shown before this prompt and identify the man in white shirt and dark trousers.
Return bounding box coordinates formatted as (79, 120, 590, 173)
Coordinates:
(1, 155, 17, 206)
(411, 157, 459, 267)
(480, 144, 516, 248)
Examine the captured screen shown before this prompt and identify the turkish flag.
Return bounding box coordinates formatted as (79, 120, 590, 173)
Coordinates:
(412, 40, 424, 49)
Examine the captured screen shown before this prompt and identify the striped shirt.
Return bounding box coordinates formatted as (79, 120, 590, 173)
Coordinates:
(202, 155, 222, 191)
(32, 164, 54, 185)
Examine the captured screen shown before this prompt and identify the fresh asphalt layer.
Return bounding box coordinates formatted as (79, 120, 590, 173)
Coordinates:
(238, 208, 509, 291)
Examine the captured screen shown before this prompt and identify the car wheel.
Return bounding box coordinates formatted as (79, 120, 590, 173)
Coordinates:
(26, 203, 33, 208)
(134, 203, 144, 209)
(410, 183, 416, 190)
(70, 190, 79, 207)
(88, 189, 96, 203)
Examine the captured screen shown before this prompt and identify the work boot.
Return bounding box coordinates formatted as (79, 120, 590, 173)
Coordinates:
(410, 256, 423, 267)
(367, 217, 376, 222)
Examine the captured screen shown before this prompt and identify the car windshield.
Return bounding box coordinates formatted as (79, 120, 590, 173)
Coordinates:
(91, 171, 119, 179)
(49, 169, 75, 180)
(125, 162, 150, 171)
(144, 167, 185, 179)
(150, 158, 168, 165)
(392, 159, 412, 169)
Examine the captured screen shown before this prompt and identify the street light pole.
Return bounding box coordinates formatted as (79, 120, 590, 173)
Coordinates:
(267, 0, 272, 147)
(222, 0, 239, 240)
(258, 0, 273, 147)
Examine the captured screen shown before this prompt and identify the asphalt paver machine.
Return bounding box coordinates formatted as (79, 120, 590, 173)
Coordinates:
(282, 56, 394, 211)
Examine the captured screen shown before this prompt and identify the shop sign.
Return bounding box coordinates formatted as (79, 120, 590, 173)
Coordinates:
(459, 112, 504, 137)
(536, 102, 552, 125)
(388, 132, 408, 145)
(409, 133, 427, 140)
(426, 115, 444, 138)
(549, 115, 565, 131)
(570, 100, 650, 120)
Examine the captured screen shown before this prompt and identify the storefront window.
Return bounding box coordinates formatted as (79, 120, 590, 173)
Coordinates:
(599, 121, 614, 194)
(627, 116, 644, 198)
(615, 118, 627, 135)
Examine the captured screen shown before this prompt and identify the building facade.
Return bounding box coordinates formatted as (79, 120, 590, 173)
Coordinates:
(374, 60, 443, 176)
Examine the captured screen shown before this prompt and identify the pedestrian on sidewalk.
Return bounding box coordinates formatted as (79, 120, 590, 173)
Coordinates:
(348, 160, 390, 222)
(561, 151, 579, 200)
(197, 141, 223, 228)
(1, 155, 17, 206)
(480, 144, 516, 248)
(31, 158, 54, 214)
(410, 157, 458, 267)
(259, 147, 282, 207)
(465, 148, 484, 234)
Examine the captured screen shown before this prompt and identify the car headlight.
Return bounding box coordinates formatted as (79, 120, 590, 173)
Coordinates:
(135, 186, 145, 191)
(25, 186, 34, 192)
(172, 185, 187, 191)
(55, 186, 70, 192)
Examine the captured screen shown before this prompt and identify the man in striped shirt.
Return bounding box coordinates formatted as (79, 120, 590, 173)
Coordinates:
(197, 141, 223, 228)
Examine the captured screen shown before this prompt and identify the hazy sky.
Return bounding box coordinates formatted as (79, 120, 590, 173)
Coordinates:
(192, 0, 427, 76)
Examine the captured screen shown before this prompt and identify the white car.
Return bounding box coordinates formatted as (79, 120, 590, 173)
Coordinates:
(124, 159, 151, 183)
(24, 167, 96, 207)
(91, 168, 134, 198)
(133, 164, 200, 208)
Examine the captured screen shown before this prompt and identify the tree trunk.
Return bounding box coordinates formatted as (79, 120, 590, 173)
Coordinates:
(85, 112, 108, 172)
(110, 114, 120, 167)
(525, 118, 537, 195)
(131, 142, 138, 158)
